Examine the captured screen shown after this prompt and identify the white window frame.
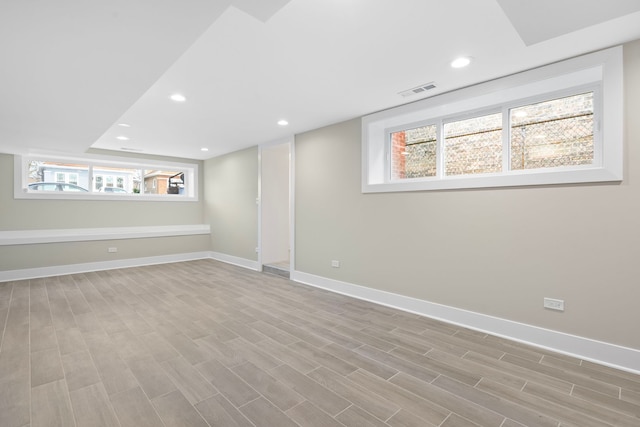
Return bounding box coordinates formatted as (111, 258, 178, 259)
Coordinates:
(14, 152, 199, 201)
(362, 46, 623, 193)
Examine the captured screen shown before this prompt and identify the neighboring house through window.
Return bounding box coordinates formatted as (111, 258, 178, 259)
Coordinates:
(15, 154, 198, 201)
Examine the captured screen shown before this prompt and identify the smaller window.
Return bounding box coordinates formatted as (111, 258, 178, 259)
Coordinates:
(444, 112, 502, 176)
(510, 92, 594, 171)
(28, 161, 90, 190)
(95, 166, 138, 194)
(390, 124, 437, 180)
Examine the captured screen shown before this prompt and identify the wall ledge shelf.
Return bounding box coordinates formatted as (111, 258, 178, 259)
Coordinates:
(0, 224, 210, 246)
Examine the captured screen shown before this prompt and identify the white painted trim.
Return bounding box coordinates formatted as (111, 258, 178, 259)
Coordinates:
(291, 270, 640, 375)
(0, 252, 211, 282)
(289, 139, 296, 273)
(209, 251, 260, 271)
(259, 136, 295, 149)
(0, 251, 259, 282)
(257, 145, 263, 270)
(0, 224, 210, 246)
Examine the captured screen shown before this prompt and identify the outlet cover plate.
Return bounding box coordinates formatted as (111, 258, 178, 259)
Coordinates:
(544, 297, 565, 311)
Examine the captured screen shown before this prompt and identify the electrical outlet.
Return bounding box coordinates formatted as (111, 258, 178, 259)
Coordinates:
(543, 297, 564, 311)
(331, 260, 340, 268)
(108, 247, 118, 253)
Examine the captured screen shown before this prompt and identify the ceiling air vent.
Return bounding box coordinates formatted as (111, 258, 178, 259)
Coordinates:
(399, 82, 436, 97)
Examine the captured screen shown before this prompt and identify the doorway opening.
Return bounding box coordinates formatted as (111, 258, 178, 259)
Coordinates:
(259, 141, 291, 278)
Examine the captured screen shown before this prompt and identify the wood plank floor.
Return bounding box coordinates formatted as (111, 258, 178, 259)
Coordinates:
(1, 259, 639, 427)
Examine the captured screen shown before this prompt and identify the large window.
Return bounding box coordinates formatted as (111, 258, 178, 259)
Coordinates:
(15, 154, 198, 201)
(362, 46, 622, 192)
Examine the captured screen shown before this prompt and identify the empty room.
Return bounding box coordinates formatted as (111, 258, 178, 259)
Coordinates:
(2, 1, 640, 426)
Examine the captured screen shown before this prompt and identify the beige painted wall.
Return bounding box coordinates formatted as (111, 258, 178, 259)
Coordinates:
(0, 235, 210, 271)
(295, 40, 640, 350)
(0, 152, 209, 272)
(204, 146, 259, 261)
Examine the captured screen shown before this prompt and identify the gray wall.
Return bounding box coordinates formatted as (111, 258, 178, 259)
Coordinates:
(0, 152, 208, 271)
(294, 40, 640, 350)
(0, 236, 210, 271)
(204, 146, 259, 261)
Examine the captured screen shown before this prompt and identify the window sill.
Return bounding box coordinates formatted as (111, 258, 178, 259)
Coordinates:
(13, 191, 198, 202)
(363, 166, 621, 193)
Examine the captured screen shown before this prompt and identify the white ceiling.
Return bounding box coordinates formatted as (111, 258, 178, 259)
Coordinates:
(2, 0, 640, 160)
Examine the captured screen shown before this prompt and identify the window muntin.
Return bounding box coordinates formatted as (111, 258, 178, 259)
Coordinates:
(510, 92, 594, 171)
(18, 155, 198, 201)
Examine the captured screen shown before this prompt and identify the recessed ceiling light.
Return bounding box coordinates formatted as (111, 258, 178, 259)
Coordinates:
(116, 135, 129, 141)
(117, 123, 130, 128)
(277, 120, 289, 126)
(170, 93, 186, 102)
(201, 147, 209, 152)
(451, 56, 472, 68)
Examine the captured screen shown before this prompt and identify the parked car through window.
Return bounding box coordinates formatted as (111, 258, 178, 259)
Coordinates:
(28, 182, 88, 192)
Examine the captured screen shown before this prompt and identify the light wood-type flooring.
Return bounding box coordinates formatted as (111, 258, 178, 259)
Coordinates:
(1, 259, 639, 427)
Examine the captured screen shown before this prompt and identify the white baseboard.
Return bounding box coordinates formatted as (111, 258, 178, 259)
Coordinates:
(0, 252, 211, 282)
(0, 251, 258, 282)
(291, 270, 640, 375)
(209, 251, 260, 271)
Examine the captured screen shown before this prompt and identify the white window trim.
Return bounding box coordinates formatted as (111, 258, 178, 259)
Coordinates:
(362, 46, 623, 193)
(14, 152, 199, 201)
